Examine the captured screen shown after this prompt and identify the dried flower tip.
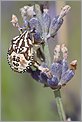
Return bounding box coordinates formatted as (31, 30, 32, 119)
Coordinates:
(59, 5, 71, 19)
(11, 14, 19, 27)
(23, 6, 29, 10)
(70, 60, 77, 70)
(54, 45, 61, 52)
(27, 6, 36, 17)
(53, 45, 61, 62)
(20, 8, 27, 17)
(61, 44, 68, 59)
(43, 8, 49, 13)
(11, 14, 18, 23)
(61, 44, 68, 53)
(20, 5, 36, 18)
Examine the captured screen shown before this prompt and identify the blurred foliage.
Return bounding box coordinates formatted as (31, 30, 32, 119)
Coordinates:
(1, 1, 81, 121)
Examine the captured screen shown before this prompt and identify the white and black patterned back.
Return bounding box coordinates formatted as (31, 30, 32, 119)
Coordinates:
(7, 30, 37, 73)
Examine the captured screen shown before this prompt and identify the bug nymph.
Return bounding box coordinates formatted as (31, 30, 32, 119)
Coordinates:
(7, 30, 35, 73)
(7, 28, 45, 73)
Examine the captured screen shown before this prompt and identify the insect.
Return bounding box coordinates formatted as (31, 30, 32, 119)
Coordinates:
(7, 29, 44, 73)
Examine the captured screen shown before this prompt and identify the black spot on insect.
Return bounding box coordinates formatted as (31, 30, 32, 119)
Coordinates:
(13, 62, 19, 66)
(12, 56, 16, 61)
(16, 57, 20, 62)
(29, 62, 32, 66)
(26, 66, 30, 69)
(7, 29, 44, 73)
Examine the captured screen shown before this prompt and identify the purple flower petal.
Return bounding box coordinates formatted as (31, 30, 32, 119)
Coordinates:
(49, 15, 63, 37)
(29, 69, 41, 81)
(50, 62, 62, 79)
(47, 76, 59, 87)
(29, 17, 42, 34)
(42, 11, 51, 34)
(61, 69, 75, 84)
(39, 72, 48, 84)
(62, 59, 68, 75)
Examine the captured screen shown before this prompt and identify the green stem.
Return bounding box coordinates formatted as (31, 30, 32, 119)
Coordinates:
(54, 89, 66, 121)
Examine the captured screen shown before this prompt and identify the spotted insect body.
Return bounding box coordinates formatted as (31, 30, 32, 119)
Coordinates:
(7, 30, 41, 73)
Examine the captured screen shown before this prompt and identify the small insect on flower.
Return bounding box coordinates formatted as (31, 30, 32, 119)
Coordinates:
(7, 29, 41, 73)
(7, 31, 31, 73)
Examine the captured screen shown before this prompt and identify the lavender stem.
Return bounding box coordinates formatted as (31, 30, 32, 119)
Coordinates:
(54, 89, 66, 121)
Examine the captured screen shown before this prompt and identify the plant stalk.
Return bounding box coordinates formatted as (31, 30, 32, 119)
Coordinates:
(54, 89, 66, 121)
(35, 3, 66, 121)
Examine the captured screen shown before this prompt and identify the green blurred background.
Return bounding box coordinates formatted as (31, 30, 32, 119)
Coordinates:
(1, 1, 81, 121)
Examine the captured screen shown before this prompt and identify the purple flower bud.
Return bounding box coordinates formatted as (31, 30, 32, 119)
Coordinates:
(33, 31, 43, 43)
(62, 59, 68, 75)
(34, 32, 41, 40)
(61, 69, 75, 84)
(42, 10, 51, 34)
(50, 62, 62, 79)
(39, 72, 48, 84)
(29, 68, 41, 81)
(59, 5, 71, 19)
(29, 17, 42, 34)
(47, 76, 59, 87)
(23, 19, 28, 27)
(49, 15, 63, 37)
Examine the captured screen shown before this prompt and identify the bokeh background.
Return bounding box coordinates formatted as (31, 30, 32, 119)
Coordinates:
(1, 1, 81, 121)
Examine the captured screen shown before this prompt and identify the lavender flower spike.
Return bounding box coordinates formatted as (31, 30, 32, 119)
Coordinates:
(61, 44, 68, 60)
(48, 5, 71, 38)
